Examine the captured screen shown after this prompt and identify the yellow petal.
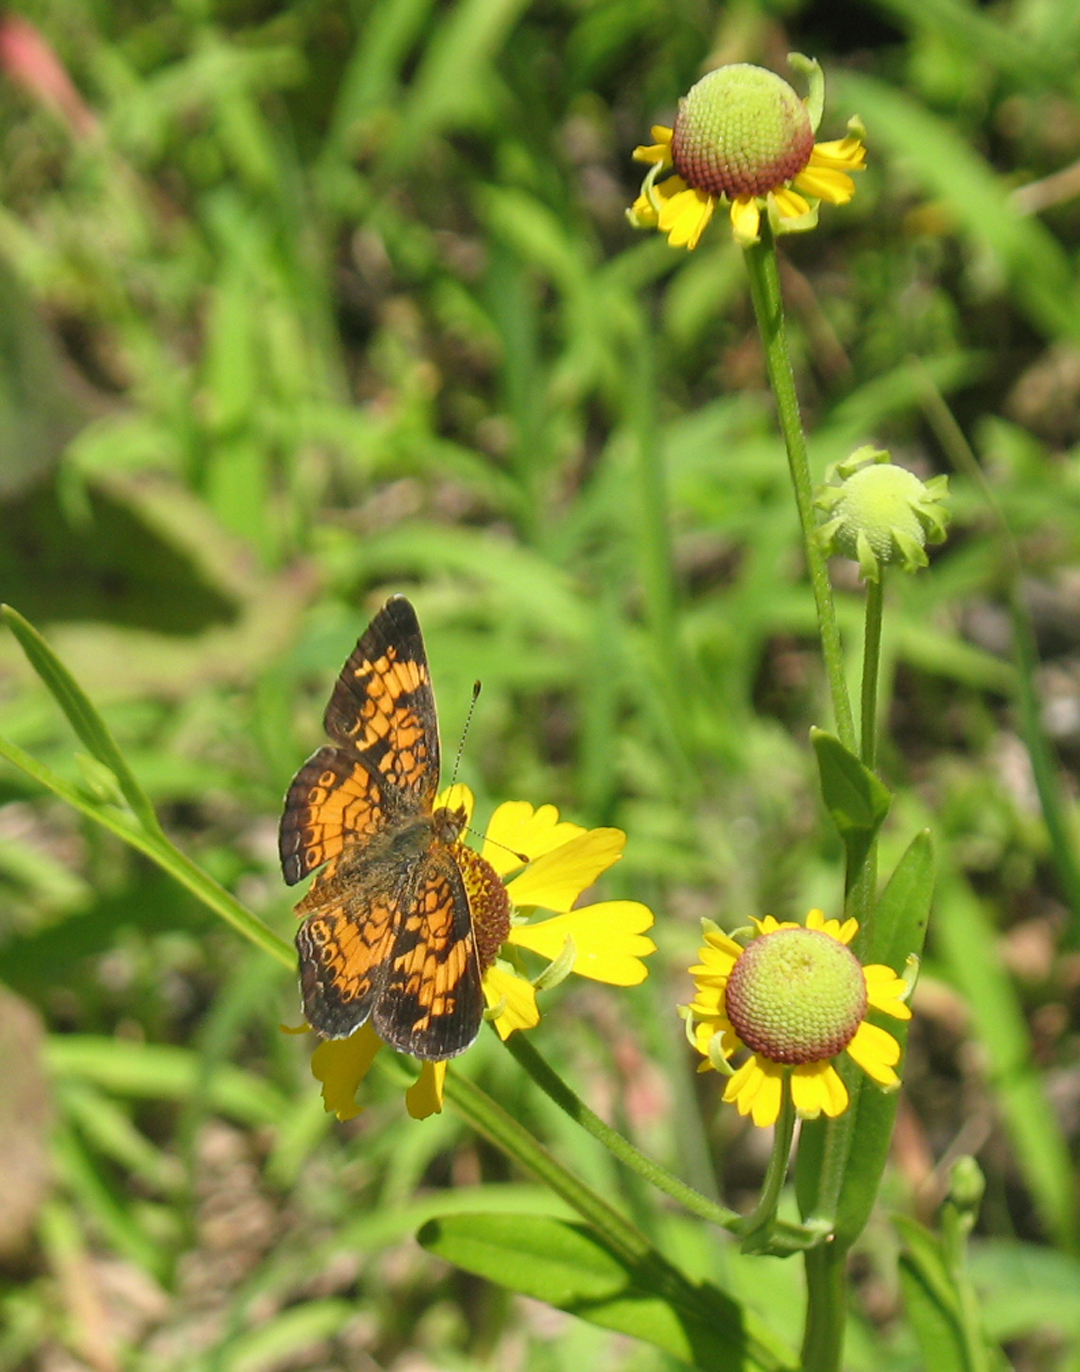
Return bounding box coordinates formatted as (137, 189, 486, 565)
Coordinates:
(483, 964, 540, 1039)
(809, 136, 866, 171)
(686, 990, 726, 1019)
(505, 828, 625, 911)
(309, 1023, 383, 1121)
(730, 195, 762, 246)
(791, 1061, 849, 1119)
(792, 165, 855, 205)
(482, 801, 587, 877)
(864, 964, 912, 1019)
(805, 909, 859, 945)
(702, 928, 744, 962)
(436, 782, 474, 828)
(752, 915, 800, 936)
(627, 192, 659, 229)
(658, 185, 715, 249)
(406, 1061, 447, 1119)
(694, 1019, 738, 1063)
(633, 144, 672, 166)
(650, 124, 673, 145)
(724, 1055, 784, 1127)
(772, 186, 810, 220)
(507, 900, 656, 985)
(846, 1020, 901, 1087)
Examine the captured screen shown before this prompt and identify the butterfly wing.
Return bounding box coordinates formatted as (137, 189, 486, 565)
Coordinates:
(373, 847, 484, 1061)
(278, 596, 440, 885)
(295, 882, 401, 1040)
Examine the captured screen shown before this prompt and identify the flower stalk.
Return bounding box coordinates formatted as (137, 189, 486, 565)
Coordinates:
(742, 228, 856, 753)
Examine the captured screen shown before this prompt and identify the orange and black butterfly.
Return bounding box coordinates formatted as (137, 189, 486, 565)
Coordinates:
(279, 596, 507, 1060)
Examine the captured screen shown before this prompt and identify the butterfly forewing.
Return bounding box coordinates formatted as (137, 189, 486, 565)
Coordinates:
(279, 744, 390, 886)
(323, 597, 441, 809)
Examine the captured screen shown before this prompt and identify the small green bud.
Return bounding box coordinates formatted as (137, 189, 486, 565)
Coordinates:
(815, 446, 950, 582)
(947, 1156, 986, 1215)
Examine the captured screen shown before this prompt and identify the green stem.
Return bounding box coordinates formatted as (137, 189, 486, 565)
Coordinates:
(443, 1066, 656, 1267)
(849, 575, 885, 935)
(742, 229, 855, 753)
(442, 1066, 799, 1371)
(504, 1033, 741, 1231)
(860, 578, 884, 772)
(801, 1243, 848, 1372)
(740, 1077, 796, 1246)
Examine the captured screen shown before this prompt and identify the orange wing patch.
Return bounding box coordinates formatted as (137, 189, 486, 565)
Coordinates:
(374, 852, 484, 1060)
(329, 648, 437, 799)
(296, 896, 397, 1040)
(279, 745, 389, 886)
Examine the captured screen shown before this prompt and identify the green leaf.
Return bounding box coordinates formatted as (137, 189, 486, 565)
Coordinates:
(896, 1217, 969, 1372)
(418, 1213, 798, 1372)
(796, 831, 933, 1239)
(896, 1215, 1007, 1372)
(811, 727, 892, 876)
(0, 731, 292, 970)
(1, 604, 163, 837)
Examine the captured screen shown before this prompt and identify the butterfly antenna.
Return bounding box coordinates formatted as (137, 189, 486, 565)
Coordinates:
(449, 680, 482, 790)
(451, 682, 528, 866)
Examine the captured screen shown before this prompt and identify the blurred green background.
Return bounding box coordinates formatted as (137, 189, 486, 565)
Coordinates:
(2, 0, 1080, 1367)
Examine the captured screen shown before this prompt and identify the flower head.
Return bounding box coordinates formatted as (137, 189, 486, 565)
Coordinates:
(310, 787, 656, 1120)
(815, 445, 950, 582)
(628, 55, 865, 249)
(682, 909, 911, 1127)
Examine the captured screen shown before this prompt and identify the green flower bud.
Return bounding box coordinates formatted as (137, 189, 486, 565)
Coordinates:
(815, 446, 950, 582)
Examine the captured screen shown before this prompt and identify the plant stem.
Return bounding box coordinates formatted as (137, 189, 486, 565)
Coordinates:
(441, 1067, 800, 1372)
(801, 1243, 848, 1372)
(504, 1033, 742, 1230)
(860, 578, 884, 772)
(740, 1077, 796, 1246)
(742, 228, 855, 754)
(850, 575, 884, 936)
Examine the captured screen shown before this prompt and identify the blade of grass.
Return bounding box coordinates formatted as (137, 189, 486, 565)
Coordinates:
(2, 604, 163, 839)
(0, 731, 292, 969)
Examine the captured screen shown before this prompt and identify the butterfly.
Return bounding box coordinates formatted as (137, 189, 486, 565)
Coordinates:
(279, 596, 507, 1060)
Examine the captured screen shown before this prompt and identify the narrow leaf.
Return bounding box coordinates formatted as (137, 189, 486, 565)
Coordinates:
(0, 731, 293, 969)
(896, 1217, 968, 1372)
(419, 1213, 798, 1372)
(1, 604, 163, 838)
(811, 727, 892, 874)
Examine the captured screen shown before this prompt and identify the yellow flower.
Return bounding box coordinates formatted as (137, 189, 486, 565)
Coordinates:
(310, 787, 656, 1120)
(682, 909, 910, 1128)
(628, 59, 865, 250)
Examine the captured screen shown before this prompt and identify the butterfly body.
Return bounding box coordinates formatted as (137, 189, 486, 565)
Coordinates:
(279, 597, 505, 1061)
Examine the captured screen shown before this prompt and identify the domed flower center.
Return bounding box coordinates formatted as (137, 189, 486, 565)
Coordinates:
(724, 928, 867, 1064)
(671, 64, 814, 200)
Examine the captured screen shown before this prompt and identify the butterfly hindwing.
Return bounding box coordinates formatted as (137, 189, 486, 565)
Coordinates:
(295, 889, 399, 1040)
(373, 848, 484, 1061)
